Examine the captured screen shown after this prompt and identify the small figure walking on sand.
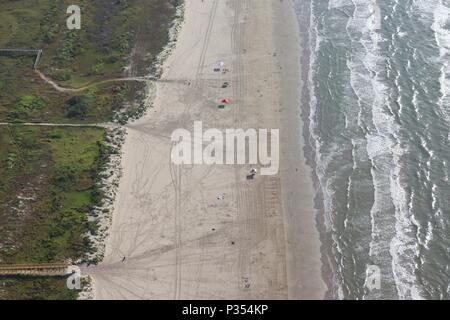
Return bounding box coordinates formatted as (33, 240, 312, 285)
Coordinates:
(122, 256, 126, 263)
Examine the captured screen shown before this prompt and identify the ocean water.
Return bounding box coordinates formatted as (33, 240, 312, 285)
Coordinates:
(295, 0, 450, 299)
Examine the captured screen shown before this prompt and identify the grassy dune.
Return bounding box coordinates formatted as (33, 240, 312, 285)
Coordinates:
(0, 126, 105, 299)
(0, 0, 180, 299)
(0, 0, 177, 123)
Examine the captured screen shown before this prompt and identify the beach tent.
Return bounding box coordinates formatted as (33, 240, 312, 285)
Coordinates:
(221, 98, 231, 104)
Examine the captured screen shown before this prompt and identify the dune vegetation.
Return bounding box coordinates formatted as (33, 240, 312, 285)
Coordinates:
(0, 0, 179, 299)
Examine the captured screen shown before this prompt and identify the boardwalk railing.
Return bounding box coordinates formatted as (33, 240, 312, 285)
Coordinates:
(0, 49, 43, 69)
(0, 263, 71, 276)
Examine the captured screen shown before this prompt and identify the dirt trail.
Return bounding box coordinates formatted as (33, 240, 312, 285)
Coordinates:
(34, 70, 151, 93)
(0, 122, 119, 128)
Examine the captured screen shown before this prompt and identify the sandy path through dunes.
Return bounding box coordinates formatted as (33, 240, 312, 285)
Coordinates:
(85, 0, 326, 300)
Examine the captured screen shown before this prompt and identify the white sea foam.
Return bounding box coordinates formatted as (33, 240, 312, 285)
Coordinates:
(308, 0, 329, 228)
(328, 0, 351, 10)
(306, 0, 447, 299)
(388, 92, 425, 291)
(389, 166, 424, 300)
(443, 160, 449, 182)
(306, 0, 348, 298)
(429, 0, 450, 129)
(345, 0, 426, 299)
(346, 0, 394, 261)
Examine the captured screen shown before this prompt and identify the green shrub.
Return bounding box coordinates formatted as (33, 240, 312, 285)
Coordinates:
(106, 55, 120, 64)
(16, 95, 45, 111)
(65, 96, 93, 119)
(91, 62, 105, 75)
(8, 96, 45, 120)
(52, 165, 77, 191)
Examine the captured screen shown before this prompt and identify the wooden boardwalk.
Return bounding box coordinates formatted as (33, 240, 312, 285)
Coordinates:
(0, 263, 71, 277)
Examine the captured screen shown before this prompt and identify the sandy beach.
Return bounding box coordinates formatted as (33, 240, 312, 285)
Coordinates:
(85, 0, 326, 300)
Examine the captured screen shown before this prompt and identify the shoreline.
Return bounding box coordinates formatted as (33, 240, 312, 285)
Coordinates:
(87, 0, 327, 299)
(293, 0, 335, 299)
(274, 1, 327, 299)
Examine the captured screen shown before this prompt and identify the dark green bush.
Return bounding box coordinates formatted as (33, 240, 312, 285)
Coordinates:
(65, 96, 93, 119)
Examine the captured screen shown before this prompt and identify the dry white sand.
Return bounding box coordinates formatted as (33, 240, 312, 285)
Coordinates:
(85, 0, 326, 300)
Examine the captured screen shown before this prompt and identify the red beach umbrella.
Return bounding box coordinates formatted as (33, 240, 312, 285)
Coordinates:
(221, 98, 231, 104)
